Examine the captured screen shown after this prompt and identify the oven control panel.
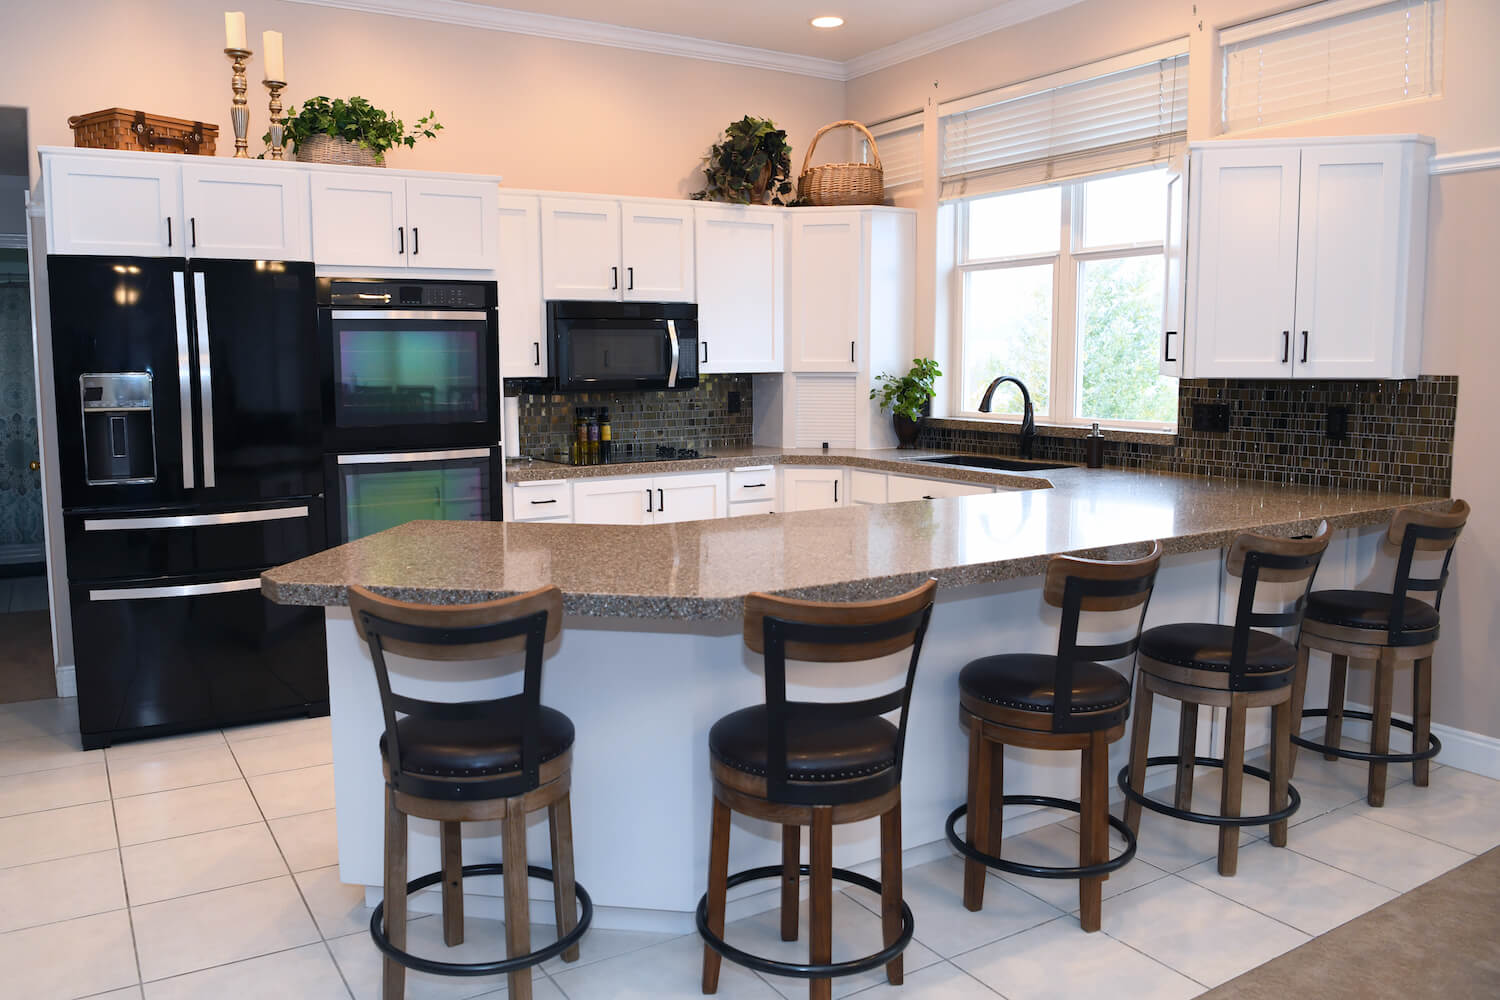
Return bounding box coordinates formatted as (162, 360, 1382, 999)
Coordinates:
(318, 278, 496, 310)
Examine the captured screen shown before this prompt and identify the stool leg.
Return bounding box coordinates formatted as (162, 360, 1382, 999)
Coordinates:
(1368, 648, 1397, 807)
(780, 825, 800, 942)
(1413, 655, 1433, 787)
(1078, 731, 1108, 932)
(1174, 702, 1199, 812)
(880, 799, 903, 986)
(963, 722, 996, 912)
(1269, 697, 1292, 848)
(701, 795, 731, 994)
(1218, 695, 1247, 877)
(1124, 679, 1154, 835)
(548, 791, 580, 962)
(502, 798, 533, 1000)
(440, 820, 464, 947)
(1289, 643, 1311, 776)
(382, 787, 407, 1000)
(1324, 654, 1350, 761)
(809, 806, 834, 1000)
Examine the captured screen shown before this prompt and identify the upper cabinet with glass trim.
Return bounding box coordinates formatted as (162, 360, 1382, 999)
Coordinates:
(1183, 136, 1432, 380)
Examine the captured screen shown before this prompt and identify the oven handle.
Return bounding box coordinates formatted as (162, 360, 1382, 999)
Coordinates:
(89, 578, 262, 602)
(328, 310, 491, 322)
(337, 448, 491, 465)
(84, 506, 310, 531)
(666, 319, 680, 388)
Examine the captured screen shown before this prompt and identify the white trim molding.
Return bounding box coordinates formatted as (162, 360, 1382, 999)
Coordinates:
(1331, 703, 1500, 781)
(1432, 147, 1500, 176)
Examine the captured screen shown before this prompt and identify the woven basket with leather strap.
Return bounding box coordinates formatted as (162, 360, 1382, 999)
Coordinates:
(797, 120, 884, 207)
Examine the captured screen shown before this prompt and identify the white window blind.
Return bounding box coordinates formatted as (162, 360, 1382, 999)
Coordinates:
(938, 41, 1188, 200)
(1221, 0, 1444, 132)
(860, 114, 923, 191)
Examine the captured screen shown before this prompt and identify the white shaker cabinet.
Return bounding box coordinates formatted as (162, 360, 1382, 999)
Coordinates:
(695, 205, 784, 373)
(497, 194, 547, 378)
(780, 467, 845, 511)
(621, 202, 695, 302)
(180, 163, 310, 261)
(788, 212, 863, 371)
(309, 172, 408, 269)
(44, 153, 182, 256)
(1159, 159, 1188, 378)
(572, 474, 654, 525)
(404, 177, 499, 270)
(653, 472, 727, 523)
(540, 197, 622, 299)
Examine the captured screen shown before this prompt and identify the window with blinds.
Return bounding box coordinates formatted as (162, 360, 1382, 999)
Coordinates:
(938, 41, 1188, 200)
(1221, 0, 1444, 132)
(860, 114, 923, 191)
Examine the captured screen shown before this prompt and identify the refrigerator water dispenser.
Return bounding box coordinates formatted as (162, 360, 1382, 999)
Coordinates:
(81, 372, 157, 485)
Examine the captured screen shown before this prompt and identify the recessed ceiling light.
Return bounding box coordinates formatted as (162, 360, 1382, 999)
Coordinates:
(810, 16, 845, 29)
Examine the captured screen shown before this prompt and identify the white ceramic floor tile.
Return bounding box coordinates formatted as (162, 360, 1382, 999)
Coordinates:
(1287, 804, 1473, 893)
(1352, 766, 1500, 854)
(113, 778, 262, 846)
(0, 758, 110, 817)
(229, 726, 334, 776)
(123, 822, 288, 905)
(0, 698, 80, 741)
(990, 820, 1169, 913)
(223, 714, 332, 746)
(107, 744, 242, 798)
(550, 930, 782, 1000)
(249, 763, 335, 819)
(842, 959, 999, 998)
(0, 799, 117, 868)
(0, 731, 99, 778)
(296, 865, 376, 940)
(0, 908, 138, 1000)
(84, 989, 144, 999)
(270, 808, 340, 872)
(1180, 839, 1398, 936)
(954, 913, 1201, 1000)
(1068, 794, 1256, 875)
(0, 848, 126, 933)
(331, 912, 564, 1000)
(1098, 876, 1309, 988)
(143, 942, 351, 999)
(105, 730, 228, 762)
(130, 875, 320, 982)
(537, 921, 679, 974)
(1248, 745, 1401, 826)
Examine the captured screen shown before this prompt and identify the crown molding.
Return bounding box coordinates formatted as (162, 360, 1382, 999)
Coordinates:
(1431, 147, 1500, 176)
(843, 0, 1087, 80)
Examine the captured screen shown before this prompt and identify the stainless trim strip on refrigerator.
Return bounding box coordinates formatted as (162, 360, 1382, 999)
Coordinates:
(328, 310, 490, 322)
(172, 272, 195, 489)
(336, 448, 491, 466)
(89, 578, 263, 602)
(666, 319, 680, 388)
(192, 271, 216, 488)
(83, 506, 311, 531)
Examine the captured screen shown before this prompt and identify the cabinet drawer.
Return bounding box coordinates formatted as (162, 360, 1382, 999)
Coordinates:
(511, 480, 573, 521)
(728, 499, 776, 518)
(887, 475, 992, 503)
(729, 466, 775, 503)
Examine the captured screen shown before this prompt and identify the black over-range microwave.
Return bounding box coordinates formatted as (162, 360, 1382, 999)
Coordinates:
(547, 301, 699, 391)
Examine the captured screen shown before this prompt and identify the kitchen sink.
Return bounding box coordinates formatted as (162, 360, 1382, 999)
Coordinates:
(917, 455, 1073, 472)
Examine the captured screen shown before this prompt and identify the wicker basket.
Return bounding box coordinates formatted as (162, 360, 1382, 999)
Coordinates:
(68, 109, 216, 156)
(797, 120, 884, 207)
(293, 134, 384, 168)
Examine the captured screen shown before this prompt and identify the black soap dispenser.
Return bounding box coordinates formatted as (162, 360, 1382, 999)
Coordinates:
(1084, 423, 1105, 469)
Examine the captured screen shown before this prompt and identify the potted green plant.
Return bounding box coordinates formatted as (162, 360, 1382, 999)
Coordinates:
(691, 116, 794, 205)
(265, 96, 442, 166)
(870, 358, 942, 448)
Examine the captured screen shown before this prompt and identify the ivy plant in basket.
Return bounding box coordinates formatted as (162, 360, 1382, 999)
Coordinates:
(264, 96, 442, 164)
(691, 116, 795, 206)
(871, 359, 942, 448)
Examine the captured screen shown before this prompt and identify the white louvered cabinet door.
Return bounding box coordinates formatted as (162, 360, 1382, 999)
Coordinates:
(791, 375, 856, 449)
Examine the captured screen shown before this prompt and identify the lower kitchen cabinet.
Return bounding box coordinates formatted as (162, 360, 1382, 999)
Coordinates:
(886, 474, 993, 502)
(655, 472, 728, 523)
(510, 479, 572, 522)
(780, 467, 845, 511)
(729, 499, 776, 517)
(571, 472, 727, 525)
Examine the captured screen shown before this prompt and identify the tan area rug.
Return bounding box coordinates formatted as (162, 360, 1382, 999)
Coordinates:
(1204, 845, 1500, 1000)
(0, 610, 57, 703)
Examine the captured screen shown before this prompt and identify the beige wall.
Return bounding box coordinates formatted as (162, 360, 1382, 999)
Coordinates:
(1, 0, 846, 197)
(850, 0, 1500, 739)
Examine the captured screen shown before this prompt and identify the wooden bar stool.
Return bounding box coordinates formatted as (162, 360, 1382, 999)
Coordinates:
(1290, 500, 1469, 806)
(698, 580, 937, 1000)
(946, 542, 1162, 933)
(1121, 524, 1330, 877)
(349, 584, 591, 1000)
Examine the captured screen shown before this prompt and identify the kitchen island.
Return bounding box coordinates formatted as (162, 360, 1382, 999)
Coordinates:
(262, 453, 1442, 930)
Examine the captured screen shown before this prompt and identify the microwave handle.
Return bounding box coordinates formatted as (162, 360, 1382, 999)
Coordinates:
(666, 319, 680, 388)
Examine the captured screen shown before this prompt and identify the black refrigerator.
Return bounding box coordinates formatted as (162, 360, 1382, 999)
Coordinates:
(48, 255, 329, 748)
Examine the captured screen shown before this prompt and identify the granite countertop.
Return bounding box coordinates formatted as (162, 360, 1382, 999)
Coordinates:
(263, 452, 1444, 620)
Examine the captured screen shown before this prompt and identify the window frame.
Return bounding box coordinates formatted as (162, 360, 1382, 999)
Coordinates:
(952, 166, 1176, 431)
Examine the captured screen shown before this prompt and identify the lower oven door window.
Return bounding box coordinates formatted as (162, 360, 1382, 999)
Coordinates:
(334, 449, 494, 543)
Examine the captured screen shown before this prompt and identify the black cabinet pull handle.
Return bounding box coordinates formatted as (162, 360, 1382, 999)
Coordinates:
(742, 482, 766, 489)
(533, 342, 541, 366)
(1281, 330, 1290, 363)
(923, 495, 935, 500)
(166, 217, 172, 247)
(833, 480, 839, 503)
(412, 227, 419, 255)
(702, 342, 708, 364)
(658, 488, 664, 511)
(190, 217, 197, 248)
(627, 266, 634, 291)
(850, 341, 855, 363)
(1301, 330, 1309, 364)
(1163, 330, 1176, 363)
(529, 498, 557, 505)
(646, 489, 653, 513)
(611, 266, 619, 290)
(398, 227, 404, 254)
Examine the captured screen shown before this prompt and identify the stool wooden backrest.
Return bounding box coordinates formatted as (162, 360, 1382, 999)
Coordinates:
(1222, 523, 1331, 686)
(1385, 500, 1469, 641)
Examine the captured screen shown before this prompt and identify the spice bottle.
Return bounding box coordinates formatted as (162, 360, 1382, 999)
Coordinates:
(587, 410, 601, 465)
(599, 409, 612, 464)
(573, 409, 589, 466)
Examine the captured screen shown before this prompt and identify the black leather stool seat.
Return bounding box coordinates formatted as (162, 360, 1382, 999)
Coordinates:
(709, 706, 898, 782)
(380, 705, 575, 780)
(1305, 590, 1439, 642)
(959, 654, 1130, 720)
(1140, 623, 1297, 682)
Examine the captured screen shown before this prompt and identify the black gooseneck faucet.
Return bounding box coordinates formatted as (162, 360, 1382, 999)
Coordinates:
(978, 376, 1037, 459)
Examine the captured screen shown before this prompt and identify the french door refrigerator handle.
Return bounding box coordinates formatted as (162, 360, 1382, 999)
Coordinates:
(193, 270, 216, 487)
(89, 578, 262, 602)
(172, 271, 195, 488)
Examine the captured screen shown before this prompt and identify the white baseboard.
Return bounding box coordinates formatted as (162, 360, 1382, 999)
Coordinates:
(1327, 701, 1500, 781)
(53, 664, 75, 698)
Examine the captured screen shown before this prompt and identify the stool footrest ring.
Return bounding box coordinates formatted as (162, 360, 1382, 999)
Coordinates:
(370, 862, 592, 977)
(1290, 709, 1441, 763)
(696, 865, 913, 980)
(1117, 757, 1301, 827)
(944, 795, 1137, 879)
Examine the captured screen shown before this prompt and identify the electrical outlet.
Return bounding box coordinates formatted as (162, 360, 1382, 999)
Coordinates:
(1192, 402, 1231, 433)
(1326, 406, 1349, 441)
(727, 391, 741, 414)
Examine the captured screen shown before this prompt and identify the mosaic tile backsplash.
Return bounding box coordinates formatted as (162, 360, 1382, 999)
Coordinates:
(917, 376, 1457, 495)
(510, 375, 755, 462)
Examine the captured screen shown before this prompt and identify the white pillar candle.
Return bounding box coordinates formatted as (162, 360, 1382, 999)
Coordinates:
(224, 11, 247, 50)
(263, 30, 284, 81)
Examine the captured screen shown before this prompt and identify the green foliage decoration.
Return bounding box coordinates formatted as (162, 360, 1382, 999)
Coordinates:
(263, 96, 442, 160)
(691, 116, 794, 206)
(870, 358, 943, 422)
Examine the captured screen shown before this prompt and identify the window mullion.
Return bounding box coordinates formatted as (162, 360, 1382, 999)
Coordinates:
(1052, 183, 1081, 424)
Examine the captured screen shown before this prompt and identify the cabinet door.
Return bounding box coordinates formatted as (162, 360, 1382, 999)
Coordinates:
(622, 201, 695, 302)
(696, 206, 784, 373)
(780, 468, 844, 511)
(45, 154, 181, 256)
(541, 198, 621, 300)
(1160, 160, 1188, 378)
(497, 195, 547, 377)
(789, 213, 863, 371)
(309, 171, 407, 269)
(652, 472, 726, 524)
(572, 475, 652, 524)
(849, 469, 887, 505)
(1292, 144, 1406, 379)
(1186, 147, 1301, 378)
(405, 178, 499, 270)
(181, 164, 310, 261)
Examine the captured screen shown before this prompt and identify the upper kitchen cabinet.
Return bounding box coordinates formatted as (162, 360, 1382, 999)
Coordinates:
(497, 193, 547, 378)
(310, 170, 498, 271)
(621, 202, 694, 301)
(695, 204, 784, 373)
(788, 211, 864, 371)
(45, 152, 182, 256)
(180, 163, 310, 260)
(1184, 136, 1431, 380)
(540, 197, 695, 302)
(404, 177, 500, 270)
(1159, 159, 1188, 378)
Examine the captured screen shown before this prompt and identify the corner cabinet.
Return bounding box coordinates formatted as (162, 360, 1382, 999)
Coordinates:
(1183, 136, 1431, 380)
(309, 171, 499, 271)
(780, 467, 845, 511)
